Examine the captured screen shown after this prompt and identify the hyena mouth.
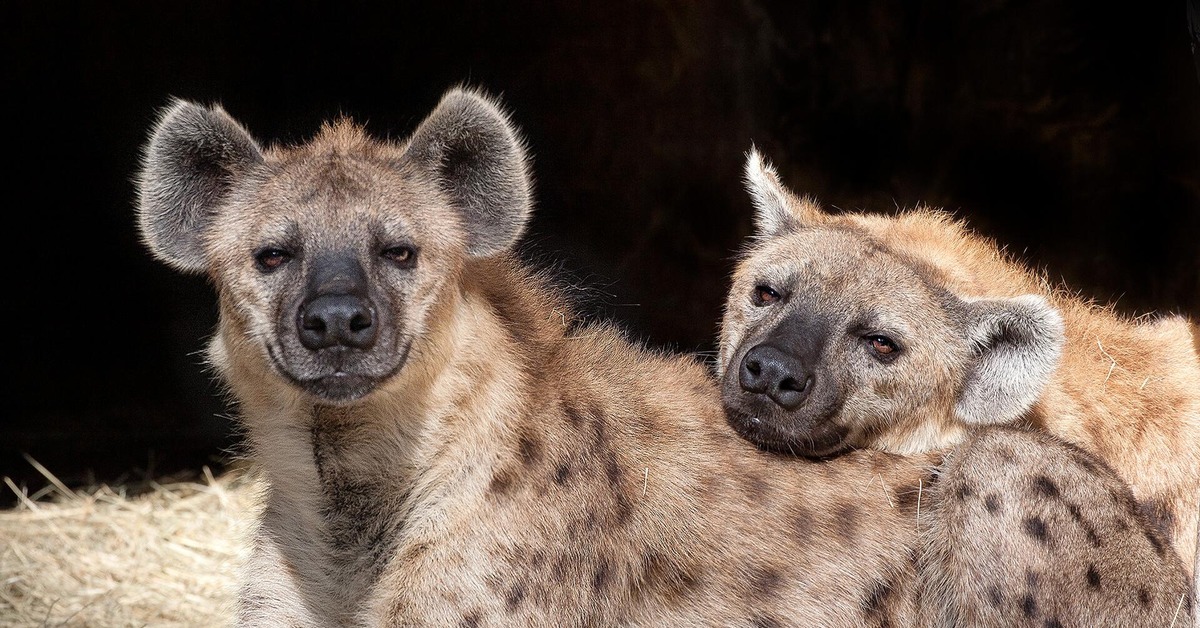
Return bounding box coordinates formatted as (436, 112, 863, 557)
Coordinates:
(723, 408, 851, 459)
(266, 341, 413, 403)
(299, 372, 378, 403)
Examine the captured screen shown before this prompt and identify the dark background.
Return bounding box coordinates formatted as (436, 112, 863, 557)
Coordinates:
(4, 2, 1199, 498)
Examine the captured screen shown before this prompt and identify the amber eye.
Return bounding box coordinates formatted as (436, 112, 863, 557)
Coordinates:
(254, 248, 292, 273)
(753, 285, 781, 306)
(866, 335, 899, 358)
(382, 245, 417, 267)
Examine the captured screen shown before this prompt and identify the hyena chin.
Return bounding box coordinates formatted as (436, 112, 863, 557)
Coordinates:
(719, 148, 1200, 595)
(135, 88, 1194, 627)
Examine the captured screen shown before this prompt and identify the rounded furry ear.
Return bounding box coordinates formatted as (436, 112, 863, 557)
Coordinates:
(404, 87, 532, 257)
(136, 99, 263, 273)
(954, 295, 1065, 426)
(743, 148, 824, 237)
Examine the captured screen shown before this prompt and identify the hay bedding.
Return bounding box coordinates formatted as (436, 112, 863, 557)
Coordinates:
(0, 459, 261, 627)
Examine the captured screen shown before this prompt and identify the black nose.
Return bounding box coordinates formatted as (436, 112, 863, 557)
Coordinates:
(739, 344, 813, 410)
(298, 294, 378, 350)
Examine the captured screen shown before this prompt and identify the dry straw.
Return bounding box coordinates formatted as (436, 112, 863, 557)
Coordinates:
(0, 457, 261, 627)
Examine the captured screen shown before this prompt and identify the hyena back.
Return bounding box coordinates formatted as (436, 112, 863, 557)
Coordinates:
(135, 88, 1192, 626)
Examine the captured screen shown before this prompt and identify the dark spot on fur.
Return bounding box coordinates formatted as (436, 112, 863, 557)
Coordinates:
(589, 411, 610, 450)
(550, 555, 570, 581)
(564, 403, 588, 428)
(984, 494, 1000, 514)
(834, 503, 862, 541)
(553, 462, 571, 485)
(1065, 502, 1102, 547)
(1086, 564, 1101, 589)
(1111, 488, 1141, 519)
(505, 583, 526, 610)
(987, 585, 1004, 607)
(1022, 593, 1037, 618)
(460, 611, 481, 628)
(1023, 516, 1049, 543)
(741, 472, 770, 504)
(1137, 498, 1176, 543)
(749, 566, 782, 599)
(489, 470, 513, 496)
(605, 452, 621, 486)
(613, 491, 634, 526)
(1032, 475, 1059, 498)
(954, 483, 974, 501)
(751, 616, 782, 628)
(1137, 588, 1151, 608)
(593, 559, 611, 591)
(642, 551, 701, 601)
(1070, 450, 1099, 475)
(1025, 569, 1040, 590)
(862, 578, 895, 616)
(1045, 619, 1063, 628)
(997, 447, 1015, 464)
(517, 434, 542, 466)
(791, 506, 814, 544)
(1144, 529, 1166, 557)
(895, 485, 921, 515)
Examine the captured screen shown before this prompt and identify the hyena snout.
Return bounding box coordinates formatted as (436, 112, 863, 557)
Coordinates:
(740, 344, 813, 410)
(298, 294, 378, 350)
(297, 254, 378, 351)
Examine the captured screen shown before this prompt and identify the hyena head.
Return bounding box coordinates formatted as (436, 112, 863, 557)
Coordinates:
(136, 87, 531, 403)
(718, 150, 1065, 456)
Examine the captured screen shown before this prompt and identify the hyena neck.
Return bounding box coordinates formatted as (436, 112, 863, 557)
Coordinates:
(1037, 302, 1200, 431)
(876, 419, 968, 455)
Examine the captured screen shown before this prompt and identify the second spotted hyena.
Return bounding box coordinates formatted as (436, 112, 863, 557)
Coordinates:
(135, 87, 1190, 626)
(718, 149, 1200, 590)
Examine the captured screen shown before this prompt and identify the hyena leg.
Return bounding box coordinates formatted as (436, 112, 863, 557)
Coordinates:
(919, 426, 1194, 628)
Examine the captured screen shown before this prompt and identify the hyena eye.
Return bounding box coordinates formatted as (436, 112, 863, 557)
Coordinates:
(382, 245, 417, 268)
(753, 285, 782, 306)
(254, 248, 293, 273)
(865, 335, 900, 360)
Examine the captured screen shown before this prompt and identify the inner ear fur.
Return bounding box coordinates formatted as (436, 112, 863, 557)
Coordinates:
(954, 294, 1065, 426)
(403, 87, 532, 257)
(743, 148, 825, 237)
(136, 99, 264, 273)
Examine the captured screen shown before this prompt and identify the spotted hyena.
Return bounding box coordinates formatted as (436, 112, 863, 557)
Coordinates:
(135, 87, 1190, 626)
(718, 149, 1200, 601)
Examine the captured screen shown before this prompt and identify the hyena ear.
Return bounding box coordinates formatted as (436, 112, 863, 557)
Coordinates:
(955, 294, 1065, 426)
(743, 148, 825, 237)
(404, 87, 532, 257)
(136, 99, 264, 273)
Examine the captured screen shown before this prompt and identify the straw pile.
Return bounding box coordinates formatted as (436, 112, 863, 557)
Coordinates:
(0, 459, 261, 627)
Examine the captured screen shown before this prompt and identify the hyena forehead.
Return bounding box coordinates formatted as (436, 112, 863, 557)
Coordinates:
(743, 225, 955, 313)
(213, 122, 461, 252)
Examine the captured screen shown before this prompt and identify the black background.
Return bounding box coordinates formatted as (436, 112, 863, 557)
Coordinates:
(5, 2, 1199, 497)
